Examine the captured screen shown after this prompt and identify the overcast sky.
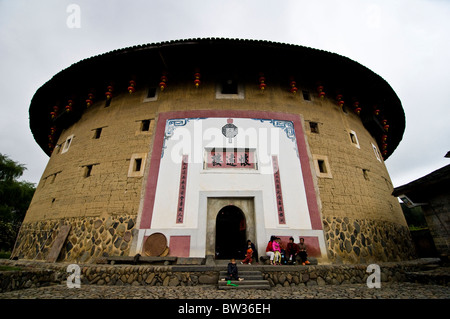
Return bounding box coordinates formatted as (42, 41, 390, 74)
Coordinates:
(0, 0, 449, 189)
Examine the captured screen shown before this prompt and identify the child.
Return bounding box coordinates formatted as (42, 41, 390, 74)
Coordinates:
(221, 258, 244, 281)
(272, 237, 282, 265)
(298, 238, 310, 265)
(241, 246, 253, 265)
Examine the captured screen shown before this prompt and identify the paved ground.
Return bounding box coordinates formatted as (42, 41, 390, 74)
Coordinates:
(1, 281, 448, 299)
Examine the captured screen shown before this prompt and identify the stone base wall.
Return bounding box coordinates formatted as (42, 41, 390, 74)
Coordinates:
(0, 259, 442, 292)
(12, 215, 136, 263)
(323, 217, 416, 263)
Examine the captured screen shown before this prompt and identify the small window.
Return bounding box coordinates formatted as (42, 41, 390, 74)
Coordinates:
(302, 90, 311, 101)
(84, 165, 93, 178)
(61, 135, 74, 154)
(372, 143, 382, 162)
(93, 128, 102, 139)
(216, 80, 244, 99)
(147, 87, 157, 98)
(144, 87, 158, 102)
(134, 158, 142, 172)
(141, 120, 150, 132)
(362, 169, 370, 181)
(349, 130, 360, 149)
(313, 155, 332, 178)
(318, 160, 327, 173)
(310, 122, 319, 134)
(128, 153, 147, 177)
(221, 79, 238, 94)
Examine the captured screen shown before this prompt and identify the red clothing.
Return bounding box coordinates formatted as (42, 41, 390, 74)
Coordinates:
(287, 242, 299, 256)
(265, 241, 273, 252)
(242, 248, 253, 264)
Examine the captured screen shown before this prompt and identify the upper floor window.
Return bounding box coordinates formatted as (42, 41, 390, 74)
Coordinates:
(61, 134, 74, 154)
(216, 79, 244, 99)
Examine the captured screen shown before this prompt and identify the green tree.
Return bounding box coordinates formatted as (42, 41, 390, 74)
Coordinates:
(0, 153, 35, 252)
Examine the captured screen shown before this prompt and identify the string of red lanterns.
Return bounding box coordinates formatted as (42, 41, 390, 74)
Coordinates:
(105, 85, 113, 99)
(65, 100, 73, 112)
(258, 73, 267, 91)
(289, 77, 298, 94)
(128, 80, 136, 94)
(159, 73, 168, 91)
(336, 94, 344, 109)
(86, 93, 94, 107)
(194, 70, 201, 88)
(353, 101, 362, 115)
(317, 85, 325, 99)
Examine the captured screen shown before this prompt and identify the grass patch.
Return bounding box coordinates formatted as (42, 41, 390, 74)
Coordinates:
(0, 251, 11, 259)
(0, 265, 22, 271)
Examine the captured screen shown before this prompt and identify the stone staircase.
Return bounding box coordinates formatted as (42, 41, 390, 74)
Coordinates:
(218, 270, 271, 290)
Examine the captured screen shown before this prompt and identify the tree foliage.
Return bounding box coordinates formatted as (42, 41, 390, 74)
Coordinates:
(0, 153, 35, 252)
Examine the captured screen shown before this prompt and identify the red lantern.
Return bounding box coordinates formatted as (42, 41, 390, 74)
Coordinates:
(50, 126, 57, 134)
(317, 85, 324, 92)
(194, 72, 201, 88)
(86, 93, 94, 107)
(382, 134, 388, 142)
(290, 80, 298, 94)
(50, 111, 57, 119)
(352, 102, 361, 115)
(65, 101, 72, 112)
(53, 106, 59, 112)
(160, 75, 168, 91)
(384, 124, 389, 132)
(105, 86, 113, 99)
(319, 91, 325, 99)
(128, 80, 136, 94)
(258, 74, 267, 91)
(374, 108, 380, 116)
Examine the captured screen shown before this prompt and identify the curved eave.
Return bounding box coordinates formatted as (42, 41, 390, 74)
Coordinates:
(29, 38, 405, 159)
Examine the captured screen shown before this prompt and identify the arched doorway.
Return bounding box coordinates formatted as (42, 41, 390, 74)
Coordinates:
(215, 205, 247, 260)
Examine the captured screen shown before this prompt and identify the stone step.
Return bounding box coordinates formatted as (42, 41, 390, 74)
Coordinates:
(218, 270, 270, 290)
(220, 275, 263, 281)
(218, 284, 271, 290)
(219, 271, 263, 280)
(219, 279, 269, 286)
(218, 280, 271, 290)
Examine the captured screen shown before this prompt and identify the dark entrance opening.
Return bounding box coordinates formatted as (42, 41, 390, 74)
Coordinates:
(215, 205, 246, 260)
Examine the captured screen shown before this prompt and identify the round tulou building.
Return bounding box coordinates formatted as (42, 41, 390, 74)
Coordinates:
(13, 38, 415, 264)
